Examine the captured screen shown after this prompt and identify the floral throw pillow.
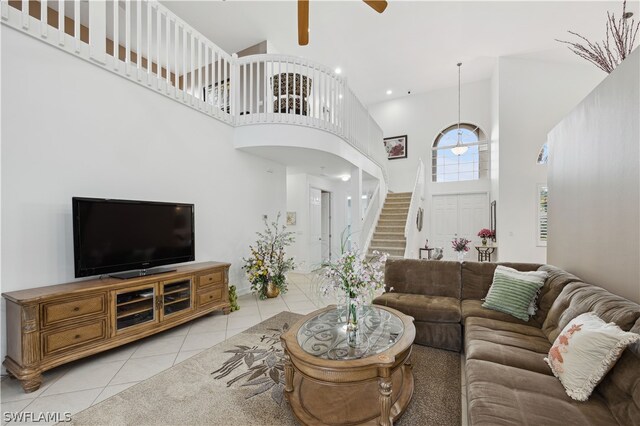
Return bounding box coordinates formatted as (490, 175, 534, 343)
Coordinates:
(544, 312, 640, 401)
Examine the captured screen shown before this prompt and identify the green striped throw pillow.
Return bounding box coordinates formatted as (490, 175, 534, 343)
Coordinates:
(482, 266, 548, 321)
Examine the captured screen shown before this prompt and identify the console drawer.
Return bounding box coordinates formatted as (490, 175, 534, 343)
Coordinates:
(197, 285, 224, 307)
(42, 319, 108, 358)
(41, 294, 107, 327)
(197, 270, 224, 289)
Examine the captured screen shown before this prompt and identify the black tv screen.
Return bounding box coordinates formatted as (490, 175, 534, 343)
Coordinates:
(73, 197, 195, 278)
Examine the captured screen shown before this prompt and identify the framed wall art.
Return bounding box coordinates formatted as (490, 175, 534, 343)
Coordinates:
(383, 135, 408, 160)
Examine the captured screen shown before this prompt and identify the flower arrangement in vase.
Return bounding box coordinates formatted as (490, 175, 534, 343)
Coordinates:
(319, 238, 388, 346)
(242, 213, 296, 300)
(452, 236, 471, 262)
(477, 228, 495, 246)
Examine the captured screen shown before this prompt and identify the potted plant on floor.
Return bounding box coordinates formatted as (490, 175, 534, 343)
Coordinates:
(243, 213, 296, 300)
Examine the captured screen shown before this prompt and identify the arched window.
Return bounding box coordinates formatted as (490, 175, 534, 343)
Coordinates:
(432, 123, 488, 182)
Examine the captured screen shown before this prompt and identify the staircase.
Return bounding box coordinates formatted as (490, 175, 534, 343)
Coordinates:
(368, 192, 412, 259)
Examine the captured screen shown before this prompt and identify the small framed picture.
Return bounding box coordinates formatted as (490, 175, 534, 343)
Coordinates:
(384, 135, 408, 160)
(286, 212, 297, 226)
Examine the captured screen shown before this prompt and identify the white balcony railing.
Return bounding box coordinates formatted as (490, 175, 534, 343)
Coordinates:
(2, 0, 387, 179)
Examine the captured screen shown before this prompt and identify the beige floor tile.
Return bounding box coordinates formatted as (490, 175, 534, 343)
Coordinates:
(0, 367, 68, 403)
(109, 354, 176, 385)
(1, 398, 35, 425)
(228, 305, 260, 318)
(91, 382, 139, 406)
(282, 293, 312, 303)
(81, 342, 139, 365)
(227, 313, 262, 330)
(130, 335, 187, 359)
(187, 314, 228, 334)
(180, 331, 226, 352)
(287, 301, 319, 315)
(41, 360, 126, 397)
(23, 388, 103, 424)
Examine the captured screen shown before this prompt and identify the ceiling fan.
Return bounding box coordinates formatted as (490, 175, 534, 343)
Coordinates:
(298, 0, 388, 45)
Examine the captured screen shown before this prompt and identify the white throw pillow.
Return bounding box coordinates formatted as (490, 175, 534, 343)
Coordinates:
(544, 312, 640, 401)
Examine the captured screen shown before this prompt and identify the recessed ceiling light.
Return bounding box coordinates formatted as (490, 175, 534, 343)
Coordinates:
(339, 94, 343, 99)
(341, 175, 351, 182)
(335, 67, 342, 74)
(386, 90, 393, 95)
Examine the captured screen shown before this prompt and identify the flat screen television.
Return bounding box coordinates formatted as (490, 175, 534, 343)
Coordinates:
(73, 197, 195, 279)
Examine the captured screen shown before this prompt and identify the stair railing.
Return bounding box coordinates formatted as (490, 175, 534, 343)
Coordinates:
(360, 183, 382, 253)
(403, 158, 425, 258)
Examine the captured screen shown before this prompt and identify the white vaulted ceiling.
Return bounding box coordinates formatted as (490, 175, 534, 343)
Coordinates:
(161, 1, 637, 104)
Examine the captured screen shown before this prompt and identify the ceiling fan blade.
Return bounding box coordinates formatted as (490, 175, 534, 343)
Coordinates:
(363, 0, 388, 13)
(298, 0, 309, 46)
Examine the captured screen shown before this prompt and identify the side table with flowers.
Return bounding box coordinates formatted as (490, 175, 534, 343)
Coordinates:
(477, 228, 495, 246)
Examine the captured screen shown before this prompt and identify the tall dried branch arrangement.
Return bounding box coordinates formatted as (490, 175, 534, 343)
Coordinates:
(557, 1, 640, 73)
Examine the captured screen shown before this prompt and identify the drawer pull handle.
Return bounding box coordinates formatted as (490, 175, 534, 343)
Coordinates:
(74, 334, 81, 339)
(73, 307, 80, 312)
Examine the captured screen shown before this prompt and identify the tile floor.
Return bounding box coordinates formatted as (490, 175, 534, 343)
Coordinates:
(1, 272, 467, 425)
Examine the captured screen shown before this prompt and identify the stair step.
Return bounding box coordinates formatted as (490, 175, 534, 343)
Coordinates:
(376, 225, 404, 232)
(373, 232, 406, 239)
(379, 214, 408, 220)
(368, 246, 405, 256)
(382, 207, 409, 213)
(371, 239, 406, 248)
(387, 192, 412, 198)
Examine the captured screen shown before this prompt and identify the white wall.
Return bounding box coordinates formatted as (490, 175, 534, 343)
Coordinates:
(369, 79, 492, 193)
(496, 57, 604, 263)
(547, 49, 640, 303)
(369, 80, 492, 252)
(1, 27, 287, 360)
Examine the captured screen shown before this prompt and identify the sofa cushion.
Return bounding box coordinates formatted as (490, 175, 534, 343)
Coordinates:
(384, 259, 461, 298)
(482, 266, 546, 321)
(462, 299, 539, 327)
(542, 281, 640, 343)
(595, 317, 640, 425)
(373, 293, 461, 323)
(533, 265, 583, 325)
(461, 261, 541, 300)
(545, 312, 640, 402)
(464, 317, 551, 354)
(466, 359, 619, 426)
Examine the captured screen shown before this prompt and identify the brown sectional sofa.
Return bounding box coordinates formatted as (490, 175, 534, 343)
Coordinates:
(373, 259, 640, 426)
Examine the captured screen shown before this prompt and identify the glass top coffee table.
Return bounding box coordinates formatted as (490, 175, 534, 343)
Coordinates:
(281, 305, 416, 426)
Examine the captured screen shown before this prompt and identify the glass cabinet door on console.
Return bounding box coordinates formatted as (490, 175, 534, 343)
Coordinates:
(161, 278, 193, 319)
(113, 284, 159, 333)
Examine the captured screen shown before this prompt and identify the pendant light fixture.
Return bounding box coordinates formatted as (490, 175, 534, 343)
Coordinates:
(451, 62, 468, 156)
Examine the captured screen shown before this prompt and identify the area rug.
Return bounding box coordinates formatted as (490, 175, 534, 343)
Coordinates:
(69, 312, 461, 425)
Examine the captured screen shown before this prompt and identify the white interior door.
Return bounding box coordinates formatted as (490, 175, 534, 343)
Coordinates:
(309, 187, 322, 268)
(431, 193, 489, 260)
(321, 191, 331, 262)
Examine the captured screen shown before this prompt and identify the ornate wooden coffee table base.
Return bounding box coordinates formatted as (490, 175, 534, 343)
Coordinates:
(281, 305, 416, 426)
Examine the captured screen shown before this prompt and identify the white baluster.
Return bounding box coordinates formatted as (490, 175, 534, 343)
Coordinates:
(189, 31, 194, 103)
(165, 13, 170, 92)
(204, 45, 209, 113)
(113, 0, 118, 68)
(249, 60, 254, 119)
(146, 0, 151, 83)
(136, 0, 141, 79)
(58, 0, 64, 45)
(88, 0, 106, 64)
(21, 0, 28, 29)
(156, 6, 161, 90)
(182, 26, 186, 99)
(125, 0, 130, 71)
(222, 56, 227, 114)
(174, 19, 179, 97)
(1, 0, 9, 21)
(197, 39, 202, 107)
(74, 0, 80, 52)
(41, 0, 47, 37)
(243, 62, 247, 118)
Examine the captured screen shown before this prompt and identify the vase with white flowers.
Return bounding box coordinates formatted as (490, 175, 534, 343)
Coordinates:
(319, 239, 389, 346)
(242, 213, 296, 300)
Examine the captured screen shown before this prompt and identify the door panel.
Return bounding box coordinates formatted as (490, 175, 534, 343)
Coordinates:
(321, 192, 331, 262)
(309, 187, 322, 268)
(431, 193, 489, 260)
